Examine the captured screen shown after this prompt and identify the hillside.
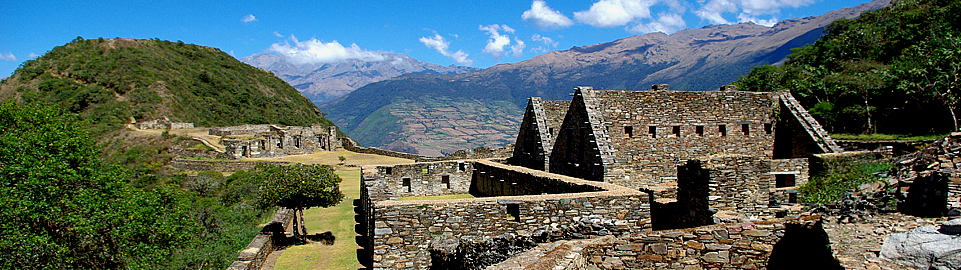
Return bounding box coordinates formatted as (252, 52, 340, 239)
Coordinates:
(241, 52, 478, 104)
(735, 0, 961, 135)
(0, 38, 334, 136)
(321, 0, 889, 155)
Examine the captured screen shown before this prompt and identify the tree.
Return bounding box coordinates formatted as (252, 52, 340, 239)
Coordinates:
(892, 34, 961, 131)
(0, 101, 197, 269)
(256, 164, 343, 237)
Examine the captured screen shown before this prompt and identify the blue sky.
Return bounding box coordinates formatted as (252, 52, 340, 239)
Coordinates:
(1, 0, 872, 78)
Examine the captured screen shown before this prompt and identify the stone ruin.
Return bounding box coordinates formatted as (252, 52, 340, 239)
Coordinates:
(135, 116, 194, 129)
(356, 84, 961, 269)
(209, 124, 339, 159)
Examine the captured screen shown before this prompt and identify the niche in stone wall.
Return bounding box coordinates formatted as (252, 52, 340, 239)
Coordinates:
(403, 178, 411, 192)
(775, 174, 796, 188)
(742, 123, 750, 136)
(625, 126, 633, 138)
(696, 125, 704, 136)
(649, 126, 657, 138)
(672, 126, 680, 137)
(506, 203, 520, 222)
(719, 125, 727, 136)
(442, 175, 450, 189)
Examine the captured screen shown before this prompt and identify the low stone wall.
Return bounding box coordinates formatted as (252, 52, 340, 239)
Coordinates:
(572, 215, 823, 269)
(363, 161, 649, 269)
(226, 208, 295, 270)
(209, 124, 273, 136)
(342, 138, 427, 161)
(169, 158, 289, 172)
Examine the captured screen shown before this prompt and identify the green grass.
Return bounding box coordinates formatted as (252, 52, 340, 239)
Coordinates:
(399, 193, 476, 201)
(830, 133, 947, 141)
(273, 167, 361, 270)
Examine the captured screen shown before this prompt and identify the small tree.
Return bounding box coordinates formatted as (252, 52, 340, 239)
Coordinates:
(256, 164, 343, 237)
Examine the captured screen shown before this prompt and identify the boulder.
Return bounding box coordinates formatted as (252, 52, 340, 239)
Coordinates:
(880, 225, 961, 270)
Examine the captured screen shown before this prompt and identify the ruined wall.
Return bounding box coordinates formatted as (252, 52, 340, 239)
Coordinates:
(137, 117, 194, 130)
(700, 155, 806, 220)
(168, 158, 289, 172)
(219, 125, 339, 159)
(550, 88, 610, 182)
(226, 208, 295, 270)
(574, 216, 823, 269)
(342, 138, 426, 161)
(362, 160, 650, 269)
(510, 98, 550, 171)
(471, 162, 603, 197)
(595, 89, 778, 189)
(368, 161, 474, 198)
(208, 124, 272, 136)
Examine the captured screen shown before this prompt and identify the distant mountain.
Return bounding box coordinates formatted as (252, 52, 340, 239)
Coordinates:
(321, 0, 890, 156)
(241, 52, 479, 104)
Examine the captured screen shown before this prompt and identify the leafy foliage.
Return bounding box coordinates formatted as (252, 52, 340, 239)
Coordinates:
(2, 38, 334, 137)
(798, 157, 892, 205)
(734, 0, 961, 134)
(0, 101, 271, 269)
(256, 164, 344, 211)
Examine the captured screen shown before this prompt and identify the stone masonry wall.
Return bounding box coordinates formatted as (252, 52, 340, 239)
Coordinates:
(226, 208, 294, 270)
(209, 124, 272, 136)
(574, 215, 822, 269)
(168, 158, 289, 172)
(368, 161, 474, 198)
(592, 89, 779, 189)
(362, 160, 650, 269)
(700, 155, 807, 220)
(471, 162, 603, 197)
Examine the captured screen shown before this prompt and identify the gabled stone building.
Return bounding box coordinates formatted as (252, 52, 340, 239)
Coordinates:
(508, 97, 568, 171)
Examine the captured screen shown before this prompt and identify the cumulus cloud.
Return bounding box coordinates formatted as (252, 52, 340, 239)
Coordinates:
(268, 35, 385, 65)
(0, 53, 15, 61)
(696, 0, 814, 25)
(522, 0, 575, 30)
(532, 34, 559, 47)
(629, 12, 687, 34)
(573, 0, 659, 27)
(419, 34, 473, 66)
(479, 24, 526, 59)
(241, 14, 257, 23)
(512, 38, 526, 57)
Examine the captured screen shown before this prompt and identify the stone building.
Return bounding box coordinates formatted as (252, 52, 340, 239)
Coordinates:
(509, 98, 569, 171)
(211, 124, 339, 159)
(512, 85, 840, 190)
(136, 116, 194, 129)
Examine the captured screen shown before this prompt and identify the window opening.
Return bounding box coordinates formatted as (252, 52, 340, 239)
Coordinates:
(422, 168, 429, 174)
(742, 124, 750, 135)
(402, 178, 411, 192)
(788, 192, 798, 203)
(696, 125, 704, 136)
(442, 175, 450, 189)
(719, 125, 727, 136)
(458, 162, 466, 171)
(649, 126, 657, 138)
(765, 123, 773, 134)
(775, 174, 796, 188)
(672, 126, 680, 137)
(625, 126, 633, 138)
(506, 204, 520, 222)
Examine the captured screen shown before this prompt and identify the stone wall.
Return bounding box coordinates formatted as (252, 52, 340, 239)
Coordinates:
(342, 138, 428, 161)
(699, 155, 806, 220)
(168, 158, 289, 172)
(137, 117, 194, 130)
(361, 160, 650, 269)
(572, 215, 824, 269)
(221, 125, 339, 159)
(209, 124, 273, 136)
(551, 87, 782, 189)
(367, 161, 474, 197)
(227, 208, 294, 270)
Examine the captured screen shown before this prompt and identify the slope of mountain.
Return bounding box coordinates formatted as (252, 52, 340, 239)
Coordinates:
(0, 38, 334, 135)
(241, 52, 479, 104)
(320, 0, 889, 156)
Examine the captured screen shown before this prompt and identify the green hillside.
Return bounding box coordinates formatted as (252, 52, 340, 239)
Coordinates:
(0, 37, 333, 135)
(735, 0, 961, 135)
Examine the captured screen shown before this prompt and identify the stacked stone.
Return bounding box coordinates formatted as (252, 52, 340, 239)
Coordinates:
(890, 133, 961, 212)
(574, 218, 812, 270)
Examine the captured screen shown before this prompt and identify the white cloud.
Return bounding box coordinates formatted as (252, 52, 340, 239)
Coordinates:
(28, 53, 39, 58)
(480, 25, 513, 58)
(268, 35, 385, 65)
(419, 34, 473, 66)
(241, 14, 257, 23)
(531, 34, 559, 47)
(512, 38, 526, 57)
(273, 31, 283, 37)
(629, 12, 687, 34)
(574, 0, 658, 27)
(695, 0, 814, 25)
(0, 53, 15, 61)
(522, 0, 574, 30)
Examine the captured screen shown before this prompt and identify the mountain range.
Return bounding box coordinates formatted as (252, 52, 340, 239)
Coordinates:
(241, 52, 478, 104)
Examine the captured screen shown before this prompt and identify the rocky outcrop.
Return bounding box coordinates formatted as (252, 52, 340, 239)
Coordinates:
(880, 218, 961, 270)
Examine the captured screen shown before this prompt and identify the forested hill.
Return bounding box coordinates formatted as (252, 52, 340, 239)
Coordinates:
(735, 0, 961, 135)
(0, 38, 334, 135)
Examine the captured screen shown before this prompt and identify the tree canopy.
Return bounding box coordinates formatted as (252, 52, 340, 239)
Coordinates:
(734, 0, 961, 134)
(256, 164, 344, 211)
